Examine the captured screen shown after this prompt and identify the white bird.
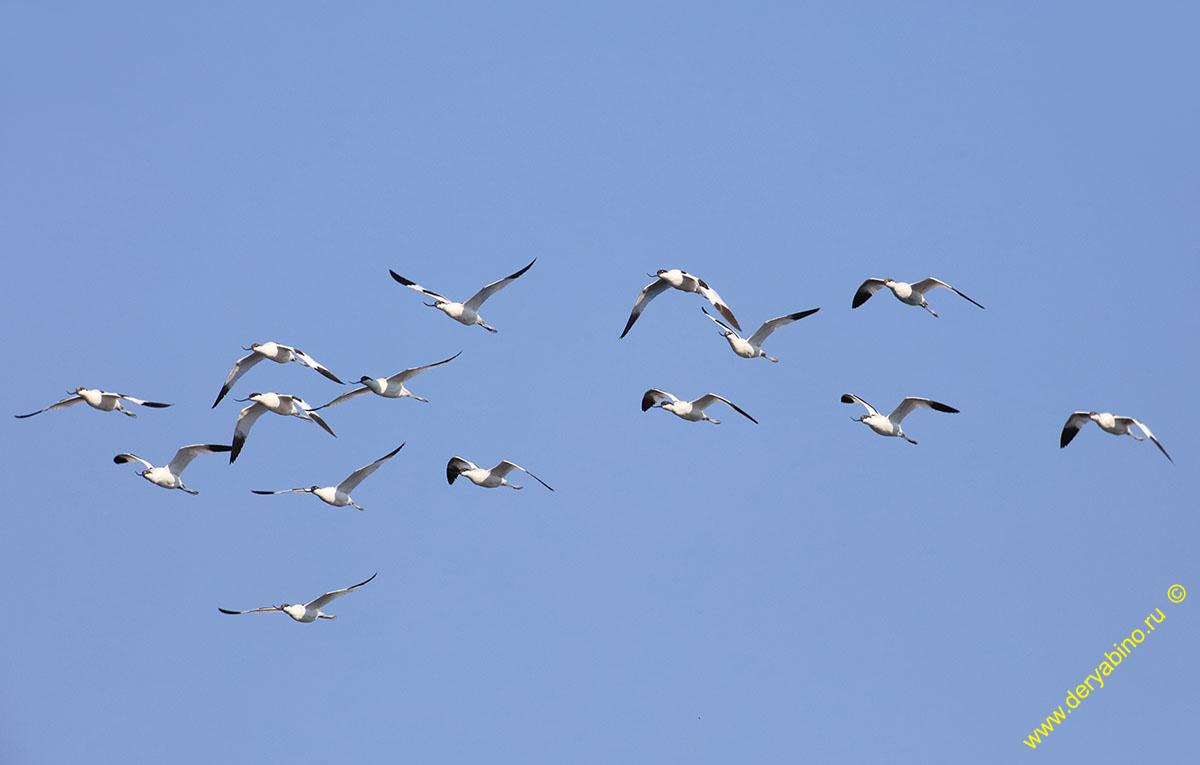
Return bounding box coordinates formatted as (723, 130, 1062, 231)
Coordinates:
(231, 392, 336, 463)
(212, 342, 344, 408)
(701, 306, 819, 362)
(1060, 411, 1172, 462)
(446, 456, 554, 491)
(252, 444, 405, 510)
(852, 277, 984, 317)
(641, 388, 758, 425)
(389, 259, 535, 333)
(16, 387, 171, 418)
(841, 393, 959, 444)
(315, 352, 461, 410)
(114, 443, 232, 494)
(620, 269, 741, 338)
(219, 573, 377, 622)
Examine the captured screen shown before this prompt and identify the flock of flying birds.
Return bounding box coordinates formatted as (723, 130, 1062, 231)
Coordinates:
(16, 262, 1173, 621)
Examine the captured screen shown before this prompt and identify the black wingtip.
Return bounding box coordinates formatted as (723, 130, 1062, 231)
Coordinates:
(389, 269, 415, 286)
(207, 444, 234, 453)
(840, 394, 855, 404)
(929, 401, 959, 414)
(507, 258, 536, 281)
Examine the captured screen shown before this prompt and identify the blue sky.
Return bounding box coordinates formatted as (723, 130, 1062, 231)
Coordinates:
(2, 3, 1197, 762)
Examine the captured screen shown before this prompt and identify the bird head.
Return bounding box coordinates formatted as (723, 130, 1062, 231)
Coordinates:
(309, 485, 320, 492)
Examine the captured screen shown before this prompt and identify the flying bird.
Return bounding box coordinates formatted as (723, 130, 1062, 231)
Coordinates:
(212, 342, 344, 408)
(230, 392, 336, 463)
(252, 444, 405, 510)
(620, 269, 741, 338)
(219, 573, 377, 622)
(852, 277, 984, 317)
(114, 444, 232, 494)
(701, 306, 819, 362)
(641, 388, 758, 425)
(389, 259, 535, 333)
(841, 393, 958, 444)
(446, 456, 554, 491)
(315, 352, 461, 410)
(16, 387, 170, 418)
(1060, 411, 1172, 462)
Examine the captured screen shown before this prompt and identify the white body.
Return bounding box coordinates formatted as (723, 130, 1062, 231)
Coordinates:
(1060, 411, 1171, 462)
(219, 573, 377, 622)
(841, 393, 959, 445)
(317, 353, 460, 409)
(641, 389, 758, 425)
(114, 444, 231, 495)
(446, 457, 554, 491)
(702, 306, 819, 362)
(212, 342, 343, 408)
(620, 268, 741, 338)
(253, 444, 405, 510)
(852, 277, 984, 317)
(390, 261, 535, 333)
(231, 392, 336, 463)
(16, 387, 170, 418)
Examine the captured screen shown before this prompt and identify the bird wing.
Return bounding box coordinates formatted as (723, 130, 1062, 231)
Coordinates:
(700, 306, 739, 336)
(339, 444, 405, 493)
(619, 278, 671, 338)
(840, 393, 880, 417)
(1127, 418, 1172, 462)
(747, 308, 820, 348)
(113, 453, 154, 471)
(693, 394, 759, 424)
(694, 278, 742, 331)
(116, 394, 171, 408)
(291, 348, 345, 384)
(1059, 412, 1093, 448)
(213, 351, 265, 408)
(168, 443, 233, 475)
(889, 397, 959, 424)
(852, 278, 887, 308)
(494, 460, 554, 491)
(305, 408, 337, 438)
(390, 270, 451, 302)
(15, 394, 85, 418)
(232, 402, 268, 463)
(464, 259, 536, 312)
(251, 488, 309, 495)
(446, 456, 477, 484)
(641, 388, 678, 411)
(306, 572, 378, 610)
(218, 606, 282, 615)
(388, 351, 462, 384)
(315, 386, 372, 410)
(911, 278, 985, 309)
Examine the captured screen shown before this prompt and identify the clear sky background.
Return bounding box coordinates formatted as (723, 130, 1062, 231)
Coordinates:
(2, 3, 1197, 763)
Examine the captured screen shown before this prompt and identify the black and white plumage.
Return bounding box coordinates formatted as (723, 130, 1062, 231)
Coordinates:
(113, 444, 232, 494)
(218, 573, 377, 622)
(230, 392, 336, 463)
(212, 342, 344, 408)
(16, 387, 171, 418)
(852, 277, 984, 317)
(1060, 411, 1172, 463)
(446, 456, 554, 491)
(701, 306, 819, 362)
(620, 269, 741, 338)
(315, 352, 461, 410)
(841, 393, 958, 444)
(252, 444, 405, 510)
(389, 260, 535, 333)
(641, 388, 758, 425)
